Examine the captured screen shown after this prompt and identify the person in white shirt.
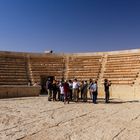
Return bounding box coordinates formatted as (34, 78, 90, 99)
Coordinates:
(59, 83, 64, 102)
(72, 79, 79, 102)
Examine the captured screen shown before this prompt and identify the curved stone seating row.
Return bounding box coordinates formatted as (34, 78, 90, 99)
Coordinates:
(68, 55, 102, 80)
(0, 55, 28, 86)
(104, 52, 140, 85)
(30, 56, 65, 81)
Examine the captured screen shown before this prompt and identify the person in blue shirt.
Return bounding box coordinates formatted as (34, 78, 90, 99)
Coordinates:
(90, 80, 97, 104)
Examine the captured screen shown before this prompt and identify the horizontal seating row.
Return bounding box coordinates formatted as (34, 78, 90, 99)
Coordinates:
(107, 63, 140, 67)
(106, 63, 140, 66)
(106, 62, 140, 65)
(0, 73, 27, 76)
(103, 75, 137, 78)
(0, 79, 28, 83)
(0, 67, 26, 70)
(102, 77, 134, 81)
(104, 71, 138, 74)
(105, 69, 139, 72)
(108, 53, 140, 58)
(68, 68, 100, 71)
(0, 75, 27, 78)
(30, 63, 64, 66)
(0, 61, 26, 64)
(105, 68, 140, 71)
(31, 68, 64, 71)
(30, 59, 64, 62)
(31, 66, 64, 70)
(32, 73, 63, 77)
(0, 82, 28, 85)
(69, 56, 102, 59)
(68, 64, 101, 67)
(68, 76, 98, 80)
(107, 58, 140, 62)
(69, 61, 101, 63)
(107, 57, 140, 61)
(102, 81, 134, 85)
(68, 67, 101, 70)
(68, 73, 100, 77)
(0, 58, 26, 61)
(31, 70, 63, 73)
(0, 70, 27, 73)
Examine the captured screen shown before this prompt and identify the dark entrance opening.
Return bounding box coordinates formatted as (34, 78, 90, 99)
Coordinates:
(40, 75, 55, 94)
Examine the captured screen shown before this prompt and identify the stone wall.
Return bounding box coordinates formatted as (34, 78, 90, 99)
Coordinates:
(0, 86, 40, 98)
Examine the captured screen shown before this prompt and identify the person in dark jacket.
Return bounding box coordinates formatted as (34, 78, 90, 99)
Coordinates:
(82, 81, 88, 102)
(104, 79, 111, 103)
(52, 80, 58, 101)
(64, 81, 70, 104)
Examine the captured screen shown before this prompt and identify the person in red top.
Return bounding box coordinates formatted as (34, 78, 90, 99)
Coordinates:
(63, 80, 70, 104)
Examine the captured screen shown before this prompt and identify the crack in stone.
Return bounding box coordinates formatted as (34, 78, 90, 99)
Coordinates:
(112, 128, 126, 140)
(112, 113, 140, 140)
(131, 114, 140, 122)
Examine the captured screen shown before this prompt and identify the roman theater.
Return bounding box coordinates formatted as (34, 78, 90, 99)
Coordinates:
(0, 49, 140, 140)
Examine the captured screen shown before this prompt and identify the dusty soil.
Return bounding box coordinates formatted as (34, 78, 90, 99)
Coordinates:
(0, 96, 140, 140)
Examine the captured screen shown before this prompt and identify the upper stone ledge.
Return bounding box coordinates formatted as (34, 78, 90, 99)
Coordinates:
(0, 48, 140, 57)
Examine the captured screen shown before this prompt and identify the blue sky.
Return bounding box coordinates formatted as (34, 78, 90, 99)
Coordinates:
(0, 0, 140, 53)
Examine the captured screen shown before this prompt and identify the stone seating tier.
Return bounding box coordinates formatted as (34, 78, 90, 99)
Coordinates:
(68, 76, 99, 80)
(0, 82, 28, 85)
(68, 68, 100, 71)
(31, 66, 64, 69)
(106, 63, 140, 66)
(104, 71, 138, 74)
(69, 56, 102, 59)
(101, 81, 134, 85)
(108, 53, 140, 57)
(103, 74, 137, 78)
(105, 69, 139, 72)
(30, 58, 64, 62)
(68, 65, 101, 68)
(0, 75, 27, 78)
(31, 68, 64, 71)
(107, 58, 140, 61)
(68, 73, 99, 76)
(0, 55, 28, 85)
(31, 63, 64, 66)
(31, 71, 63, 75)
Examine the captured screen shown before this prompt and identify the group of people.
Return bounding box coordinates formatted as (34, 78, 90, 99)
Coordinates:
(46, 78, 111, 104)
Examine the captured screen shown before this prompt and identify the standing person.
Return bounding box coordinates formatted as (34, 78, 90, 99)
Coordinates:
(68, 80, 73, 101)
(56, 80, 61, 101)
(73, 79, 79, 102)
(64, 80, 70, 104)
(46, 80, 50, 95)
(90, 80, 97, 104)
(89, 79, 93, 99)
(95, 80, 98, 102)
(52, 80, 58, 101)
(47, 80, 53, 101)
(82, 81, 88, 102)
(80, 81, 84, 100)
(104, 79, 111, 103)
(28, 80, 32, 86)
(59, 82, 64, 102)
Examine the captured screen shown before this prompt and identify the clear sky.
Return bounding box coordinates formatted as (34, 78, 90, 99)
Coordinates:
(0, 0, 140, 53)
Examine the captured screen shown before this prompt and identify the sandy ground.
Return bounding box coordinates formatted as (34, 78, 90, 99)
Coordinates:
(0, 96, 140, 140)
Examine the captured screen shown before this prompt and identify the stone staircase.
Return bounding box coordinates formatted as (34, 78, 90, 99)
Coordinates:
(98, 54, 107, 85)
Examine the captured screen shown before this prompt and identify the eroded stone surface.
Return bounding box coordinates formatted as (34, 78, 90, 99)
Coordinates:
(0, 97, 140, 140)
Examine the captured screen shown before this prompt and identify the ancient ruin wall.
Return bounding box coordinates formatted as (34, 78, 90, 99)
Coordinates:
(0, 49, 140, 100)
